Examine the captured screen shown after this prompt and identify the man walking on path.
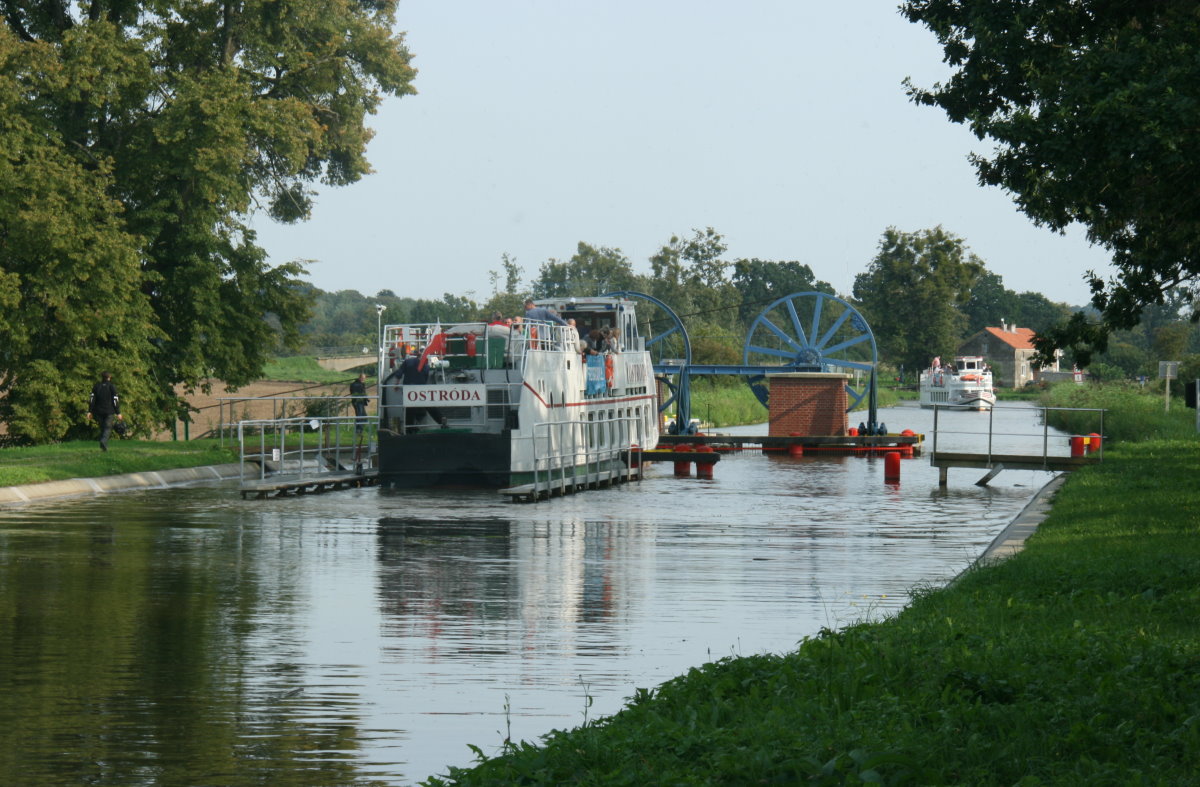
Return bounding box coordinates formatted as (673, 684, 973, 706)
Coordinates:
(87, 372, 123, 452)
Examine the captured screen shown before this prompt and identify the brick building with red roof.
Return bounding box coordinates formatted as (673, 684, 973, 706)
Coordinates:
(957, 321, 1061, 388)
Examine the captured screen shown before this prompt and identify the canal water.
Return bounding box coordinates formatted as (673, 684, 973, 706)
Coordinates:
(0, 404, 1071, 785)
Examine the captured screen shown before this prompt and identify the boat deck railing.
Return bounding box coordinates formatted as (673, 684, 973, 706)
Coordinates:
(511, 413, 647, 501)
(236, 415, 378, 487)
(380, 320, 611, 381)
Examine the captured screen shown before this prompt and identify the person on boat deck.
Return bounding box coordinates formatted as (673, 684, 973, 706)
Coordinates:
(399, 351, 446, 430)
(567, 319, 588, 354)
(523, 299, 568, 326)
(586, 328, 605, 355)
(603, 327, 620, 353)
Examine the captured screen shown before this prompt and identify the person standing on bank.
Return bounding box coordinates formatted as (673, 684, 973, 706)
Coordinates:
(350, 372, 369, 434)
(87, 372, 123, 451)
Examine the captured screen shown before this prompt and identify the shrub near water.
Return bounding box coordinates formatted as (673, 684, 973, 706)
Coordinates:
(1042, 381, 1200, 444)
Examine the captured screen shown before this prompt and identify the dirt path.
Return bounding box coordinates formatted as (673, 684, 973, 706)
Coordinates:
(173, 379, 356, 438)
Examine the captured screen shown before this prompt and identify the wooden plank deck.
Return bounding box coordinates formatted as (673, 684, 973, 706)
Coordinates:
(930, 451, 1101, 487)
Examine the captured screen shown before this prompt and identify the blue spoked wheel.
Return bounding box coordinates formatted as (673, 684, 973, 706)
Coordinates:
(742, 292, 877, 411)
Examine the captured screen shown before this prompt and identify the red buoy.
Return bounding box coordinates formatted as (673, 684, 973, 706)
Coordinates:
(673, 444, 693, 477)
(1087, 433, 1102, 453)
(1070, 436, 1086, 457)
(788, 443, 804, 457)
(848, 427, 858, 436)
(695, 445, 715, 479)
(884, 451, 901, 482)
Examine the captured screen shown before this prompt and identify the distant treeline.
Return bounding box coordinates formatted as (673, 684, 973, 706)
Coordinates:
(290, 227, 1200, 384)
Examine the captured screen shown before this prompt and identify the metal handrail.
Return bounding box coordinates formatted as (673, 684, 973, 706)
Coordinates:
(931, 403, 1106, 466)
(219, 395, 377, 446)
(530, 413, 643, 499)
(237, 415, 377, 485)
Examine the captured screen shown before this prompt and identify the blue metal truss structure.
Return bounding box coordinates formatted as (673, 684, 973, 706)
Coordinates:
(606, 291, 879, 434)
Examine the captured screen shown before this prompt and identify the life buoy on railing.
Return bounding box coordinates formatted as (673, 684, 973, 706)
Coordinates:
(466, 334, 477, 356)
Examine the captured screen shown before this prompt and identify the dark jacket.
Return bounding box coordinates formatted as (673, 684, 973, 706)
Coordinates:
(400, 355, 428, 385)
(349, 379, 368, 414)
(89, 380, 120, 417)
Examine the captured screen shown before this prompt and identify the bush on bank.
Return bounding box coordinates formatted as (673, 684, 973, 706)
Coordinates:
(424, 386, 1200, 785)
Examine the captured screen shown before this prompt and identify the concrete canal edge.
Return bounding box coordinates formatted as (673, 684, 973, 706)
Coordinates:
(974, 472, 1069, 566)
(0, 463, 253, 507)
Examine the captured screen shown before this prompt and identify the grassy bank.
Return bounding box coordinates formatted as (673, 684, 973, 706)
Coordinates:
(0, 440, 238, 487)
(425, 388, 1200, 784)
(262, 356, 367, 384)
(1043, 381, 1198, 444)
(686, 379, 903, 428)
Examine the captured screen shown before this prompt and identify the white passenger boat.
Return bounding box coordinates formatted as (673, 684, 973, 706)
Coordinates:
(919, 355, 996, 410)
(376, 296, 660, 488)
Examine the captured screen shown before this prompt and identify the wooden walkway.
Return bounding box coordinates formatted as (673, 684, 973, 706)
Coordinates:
(930, 451, 1100, 487)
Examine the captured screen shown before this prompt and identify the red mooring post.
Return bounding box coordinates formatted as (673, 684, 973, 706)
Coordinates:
(673, 444, 693, 477)
(695, 445, 715, 479)
(884, 451, 901, 482)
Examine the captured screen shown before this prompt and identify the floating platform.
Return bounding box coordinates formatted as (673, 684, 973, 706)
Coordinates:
(500, 465, 642, 503)
(657, 433, 923, 456)
(240, 470, 379, 499)
(635, 449, 721, 464)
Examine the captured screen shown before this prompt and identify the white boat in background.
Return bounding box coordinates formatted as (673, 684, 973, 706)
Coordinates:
(919, 355, 996, 410)
(376, 296, 660, 488)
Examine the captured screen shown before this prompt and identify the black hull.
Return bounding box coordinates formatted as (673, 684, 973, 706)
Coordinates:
(378, 429, 511, 488)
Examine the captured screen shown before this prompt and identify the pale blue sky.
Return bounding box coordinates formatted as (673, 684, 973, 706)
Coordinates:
(251, 1, 1112, 308)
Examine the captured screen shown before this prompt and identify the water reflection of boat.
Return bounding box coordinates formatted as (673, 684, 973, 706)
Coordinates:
(919, 355, 996, 411)
(376, 296, 660, 488)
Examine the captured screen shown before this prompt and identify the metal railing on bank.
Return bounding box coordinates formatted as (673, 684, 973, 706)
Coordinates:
(930, 403, 1106, 464)
(237, 415, 378, 485)
(218, 395, 377, 447)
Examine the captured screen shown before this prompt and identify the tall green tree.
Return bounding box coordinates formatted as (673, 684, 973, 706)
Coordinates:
(1, 0, 416, 440)
(0, 26, 160, 441)
(852, 227, 983, 372)
(902, 1, 1200, 364)
(731, 259, 835, 327)
(530, 242, 640, 299)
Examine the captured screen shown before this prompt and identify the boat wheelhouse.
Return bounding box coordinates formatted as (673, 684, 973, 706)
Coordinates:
(376, 296, 660, 488)
(919, 355, 996, 411)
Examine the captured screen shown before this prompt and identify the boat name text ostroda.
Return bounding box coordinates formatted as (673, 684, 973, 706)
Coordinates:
(402, 385, 486, 404)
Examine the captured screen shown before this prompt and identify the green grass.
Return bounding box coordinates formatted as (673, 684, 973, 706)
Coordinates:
(1041, 382, 1200, 444)
(0, 439, 238, 486)
(423, 423, 1200, 783)
(262, 356, 369, 383)
(686, 380, 904, 428)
